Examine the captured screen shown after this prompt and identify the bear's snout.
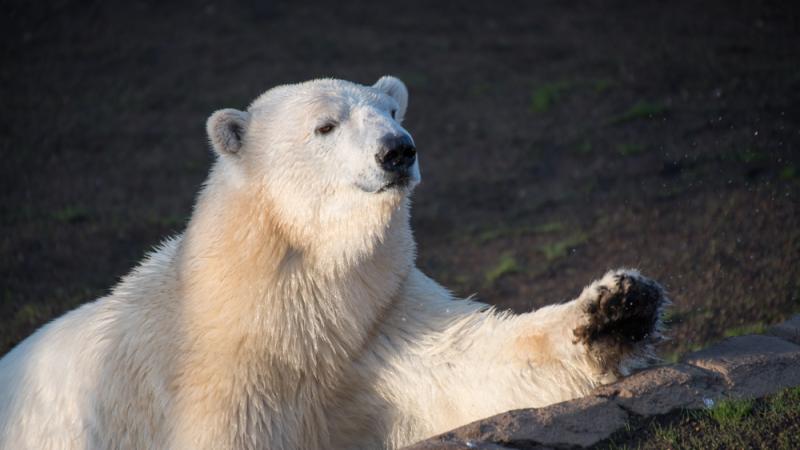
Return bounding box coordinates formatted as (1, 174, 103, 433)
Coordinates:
(376, 135, 416, 177)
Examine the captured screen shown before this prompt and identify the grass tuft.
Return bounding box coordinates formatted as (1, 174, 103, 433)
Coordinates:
(52, 206, 90, 224)
(616, 142, 646, 156)
(609, 101, 667, 125)
(12, 303, 47, 327)
(769, 386, 800, 415)
(530, 78, 617, 113)
(147, 213, 188, 229)
(651, 422, 679, 446)
(530, 81, 573, 113)
(475, 221, 565, 244)
(780, 165, 797, 180)
(484, 253, 520, 286)
(576, 139, 593, 155)
(708, 397, 755, 428)
(593, 79, 615, 93)
(722, 322, 767, 338)
(738, 148, 766, 164)
(539, 232, 588, 261)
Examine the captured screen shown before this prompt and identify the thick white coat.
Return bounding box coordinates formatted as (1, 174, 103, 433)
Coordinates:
(0, 77, 661, 449)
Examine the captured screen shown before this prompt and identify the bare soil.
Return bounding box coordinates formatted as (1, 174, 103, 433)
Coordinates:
(1, 0, 799, 362)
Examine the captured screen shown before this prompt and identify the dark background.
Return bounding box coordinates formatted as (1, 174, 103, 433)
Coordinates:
(1, 0, 799, 359)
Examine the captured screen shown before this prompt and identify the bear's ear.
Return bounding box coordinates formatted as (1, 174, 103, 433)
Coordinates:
(373, 76, 408, 121)
(206, 108, 250, 157)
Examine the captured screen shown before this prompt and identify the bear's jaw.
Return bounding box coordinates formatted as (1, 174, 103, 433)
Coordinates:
(310, 194, 414, 276)
(374, 176, 413, 193)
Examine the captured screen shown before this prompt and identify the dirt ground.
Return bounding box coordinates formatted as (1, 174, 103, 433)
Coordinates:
(1, 0, 799, 361)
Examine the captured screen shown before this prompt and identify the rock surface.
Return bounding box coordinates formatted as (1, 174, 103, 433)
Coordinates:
(428, 395, 626, 449)
(404, 315, 800, 450)
(594, 363, 723, 416)
(768, 315, 800, 345)
(684, 335, 800, 398)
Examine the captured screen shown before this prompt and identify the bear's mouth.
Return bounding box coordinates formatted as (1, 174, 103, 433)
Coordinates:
(377, 175, 411, 193)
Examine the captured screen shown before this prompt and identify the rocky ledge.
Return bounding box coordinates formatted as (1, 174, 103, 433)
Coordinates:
(404, 315, 800, 450)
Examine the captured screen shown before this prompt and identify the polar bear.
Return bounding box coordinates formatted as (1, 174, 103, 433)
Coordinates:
(0, 77, 668, 450)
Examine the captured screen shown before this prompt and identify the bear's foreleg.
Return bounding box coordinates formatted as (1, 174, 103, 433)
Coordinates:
(336, 269, 669, 448)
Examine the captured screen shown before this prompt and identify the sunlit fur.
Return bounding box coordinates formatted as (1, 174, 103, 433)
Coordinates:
(0, 77, 663, 449)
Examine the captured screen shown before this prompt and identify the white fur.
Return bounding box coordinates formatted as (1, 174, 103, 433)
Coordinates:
(0, 77, 661, 449)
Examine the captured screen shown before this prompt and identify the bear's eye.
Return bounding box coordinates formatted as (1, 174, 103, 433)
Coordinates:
(316, 123, 336, 135)
(390, 109, 397, 119)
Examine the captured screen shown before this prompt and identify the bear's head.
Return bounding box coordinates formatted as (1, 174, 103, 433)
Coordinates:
(203, 77, 418, 262)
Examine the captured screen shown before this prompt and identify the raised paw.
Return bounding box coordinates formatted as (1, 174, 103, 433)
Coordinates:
(573, 269, 669, 375)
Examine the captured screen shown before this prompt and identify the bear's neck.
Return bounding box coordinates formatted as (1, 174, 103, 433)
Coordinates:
(174, 175, 414, 382)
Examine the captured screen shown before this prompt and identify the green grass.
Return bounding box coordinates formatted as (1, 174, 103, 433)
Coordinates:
(593, 78, 615, 93)
(595, 386, 800, 449)
(738, 148, 766, 164)
(12, 303, 48, 327)
(531, 221, 565, 233)
(780, 165, 797, 180)
(608, 101, 667, 125)
(708, 397, 755, 428)
(576, 139, 593, 155)
(146, 212, 188, 229)
(769, 385, 800, 415)
(651, 422, 679, 446)
(474, 221, 565, 244)
(539, 232, 588, 261)
(469, 82, 492, 97)
(530, 81, 574, 113)
(52, 206, 90, 224)
(661, 341, 706, 364)
(530, 78, 618, 113)
(616, 142, 646, 156)
(484, 253, 520, 286)
(723, 322, 768, 338)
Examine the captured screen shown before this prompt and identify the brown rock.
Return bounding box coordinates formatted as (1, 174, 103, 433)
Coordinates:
(768, 315, 800, 345)
(403, 440, 514, 450)
(404, 395, 627, 449)
(593, 363, 724, 415)
(684, 335, 800, 398)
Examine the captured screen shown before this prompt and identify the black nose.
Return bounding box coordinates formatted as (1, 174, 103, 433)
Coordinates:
(376, 135, 416, 173)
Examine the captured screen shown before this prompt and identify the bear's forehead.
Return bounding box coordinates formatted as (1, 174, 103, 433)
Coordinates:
(250, 79, 391, 114)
